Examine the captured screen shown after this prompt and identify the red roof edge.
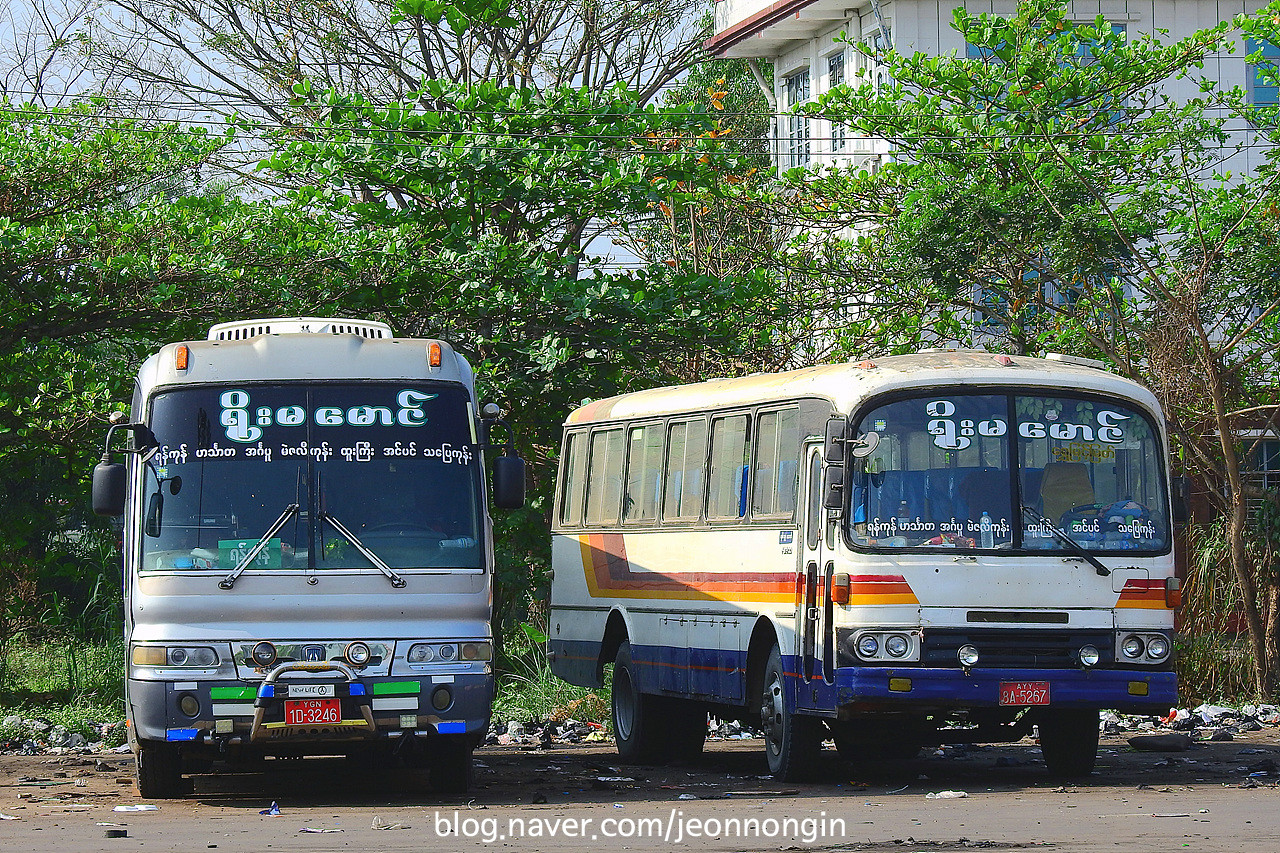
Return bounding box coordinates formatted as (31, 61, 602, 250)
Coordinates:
(703, 0, 819, 57)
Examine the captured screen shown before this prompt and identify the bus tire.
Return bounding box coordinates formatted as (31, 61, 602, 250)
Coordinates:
(429, 735, 473, 793)
(1039, 709, 1099, 778)
(136, 740, 186, 798)
(611, 642, 660, 763)
(760, 644, 822, 780)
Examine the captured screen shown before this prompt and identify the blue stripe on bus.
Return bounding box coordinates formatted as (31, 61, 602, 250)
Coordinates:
(554, 638, 1174, 712)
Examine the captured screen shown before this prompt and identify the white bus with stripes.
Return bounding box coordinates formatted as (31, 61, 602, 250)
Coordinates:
(548, 351, 1179, 778)
(92, 318, 524, 797)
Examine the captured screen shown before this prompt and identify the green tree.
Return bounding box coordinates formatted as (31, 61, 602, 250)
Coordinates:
(0, 99, 394, 644)
(257, 79, 794, 646)
(792, 0, 1280, 692)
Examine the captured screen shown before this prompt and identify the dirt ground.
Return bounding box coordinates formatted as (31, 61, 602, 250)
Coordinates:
(2, 727, 1279, 853)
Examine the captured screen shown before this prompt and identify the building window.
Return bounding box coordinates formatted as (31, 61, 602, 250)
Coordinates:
(827, 52, 846, 151)
(1248, 38, 1280, 107)
(784, 69, 811, 168)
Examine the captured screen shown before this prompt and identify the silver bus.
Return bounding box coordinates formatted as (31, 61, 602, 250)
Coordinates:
(92, 318, 524, 796)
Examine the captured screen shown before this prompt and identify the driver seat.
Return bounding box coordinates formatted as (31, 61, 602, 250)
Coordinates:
(1039, 462, 1094, 522)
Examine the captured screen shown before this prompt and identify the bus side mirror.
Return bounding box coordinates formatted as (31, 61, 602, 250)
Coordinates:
(492, 454, 526, 510)
(1172, 475, 1190, 526)
(92, 462, 127, 517)
(823, 466, 844, 510)
(824, 419, 846, 465)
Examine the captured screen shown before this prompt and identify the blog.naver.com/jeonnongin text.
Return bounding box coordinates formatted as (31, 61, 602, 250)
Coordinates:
(433, 809, 847, 845)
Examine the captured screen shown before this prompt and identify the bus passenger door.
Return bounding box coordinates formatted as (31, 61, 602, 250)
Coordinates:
(797, 445, 827, 694)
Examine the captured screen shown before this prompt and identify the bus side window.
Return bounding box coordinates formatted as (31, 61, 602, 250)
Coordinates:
(663, 419, 707, 521)
(558, 431, 587, 527)
(708, 414, 750, 520)
(753, 408, 799, 518)
(623, 424, 663, 522)
(585, 428, 625, 525)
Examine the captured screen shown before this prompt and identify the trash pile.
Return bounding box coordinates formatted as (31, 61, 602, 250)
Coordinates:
(485, 719, 609, 748)
(1, 716, 128, 755)
(484, 716, 760, 749)
(1103, 703, 1280, 740)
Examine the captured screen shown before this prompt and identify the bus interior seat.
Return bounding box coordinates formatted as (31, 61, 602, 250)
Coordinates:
(1038, 462, 1094, 521)
(958, 468, 1008, 520)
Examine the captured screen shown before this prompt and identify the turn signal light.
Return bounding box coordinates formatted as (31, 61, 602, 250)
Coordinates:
(1165, 577, 1181, 608)
(428, 342, 442, 368)
(175, 345, 189, 371)
(831, 573, 850, 605)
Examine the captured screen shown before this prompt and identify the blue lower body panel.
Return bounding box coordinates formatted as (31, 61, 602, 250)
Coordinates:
(831, 666, 1176, 714)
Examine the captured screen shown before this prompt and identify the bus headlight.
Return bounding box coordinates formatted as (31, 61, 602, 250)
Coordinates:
(958, 644, 980, 668)
(1116, 632, 1172, 664)
(885, 634, 910, 658)
(857, 635, 880, 658)
(408, 643, 435, 663)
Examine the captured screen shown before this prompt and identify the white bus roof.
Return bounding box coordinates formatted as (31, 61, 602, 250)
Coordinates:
(565, 351, 1161, 425)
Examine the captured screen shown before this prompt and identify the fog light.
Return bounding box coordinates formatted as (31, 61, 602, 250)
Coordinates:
(431, 686, 452, 711)
(345, 642, 371, 666)
(958, 644, 980, 667)
(251, 641, 277, 667)
(888, 677, 912, 692)
(1128, 681, 1150, 696)
(179, 693, 200, 717)
(1079, 645, 1100, 667)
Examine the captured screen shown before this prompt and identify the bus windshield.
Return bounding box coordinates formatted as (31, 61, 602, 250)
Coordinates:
(140, 383, 483, 573)
(847, 391, 1168, 553)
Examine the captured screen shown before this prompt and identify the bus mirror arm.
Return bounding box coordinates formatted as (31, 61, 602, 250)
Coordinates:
(91, 421, 161, 517)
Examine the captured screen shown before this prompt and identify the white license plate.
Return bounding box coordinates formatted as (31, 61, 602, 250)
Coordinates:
(287, 683, 335, 698)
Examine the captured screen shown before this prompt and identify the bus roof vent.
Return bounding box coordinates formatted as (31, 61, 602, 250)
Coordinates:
(1043, 352, 1107, 370)
(207, 318, 395, 341)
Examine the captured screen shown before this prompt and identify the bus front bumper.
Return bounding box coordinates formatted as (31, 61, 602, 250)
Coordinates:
(833, 666, 1176, 714)
(127, 671, 492, 746)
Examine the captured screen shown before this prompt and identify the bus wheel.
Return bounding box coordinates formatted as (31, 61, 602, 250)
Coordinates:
(429, 736, 473, 793)
(760, 644, 821, 780)
(1038, 709, 1099, 778)
(136, 740, 186, 798)
(611, 641, 660, 763)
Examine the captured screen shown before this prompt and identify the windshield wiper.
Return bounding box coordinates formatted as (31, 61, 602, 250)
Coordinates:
(1020, 505, 1111, 577)
(219, 503, 300, 589)
(320, 513, 407, 588)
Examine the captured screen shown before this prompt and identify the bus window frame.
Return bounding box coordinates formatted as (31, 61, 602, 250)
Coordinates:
(751, 405, 802, 523)
(660, 415, 709, 525)
(705, 411, 753, 523)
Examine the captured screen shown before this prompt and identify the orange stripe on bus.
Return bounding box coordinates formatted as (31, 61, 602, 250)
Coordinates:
(574, 535, 919, 605)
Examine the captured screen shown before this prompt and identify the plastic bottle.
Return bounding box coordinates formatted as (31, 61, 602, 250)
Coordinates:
(979, 511, 994, 549)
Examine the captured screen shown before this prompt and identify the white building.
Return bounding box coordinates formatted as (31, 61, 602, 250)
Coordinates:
(707, 0, 1273, 175)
